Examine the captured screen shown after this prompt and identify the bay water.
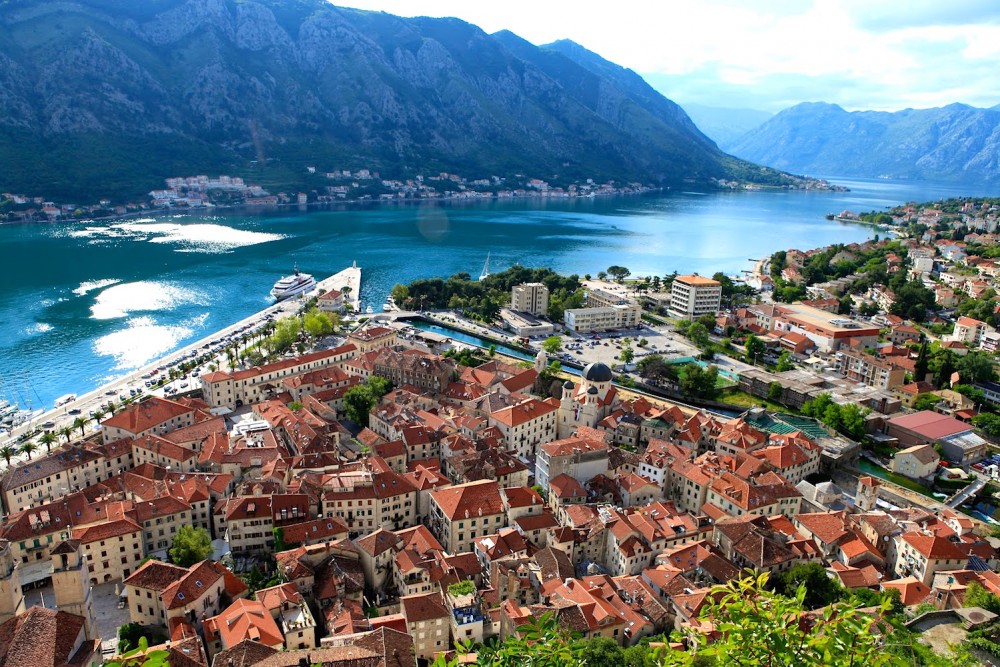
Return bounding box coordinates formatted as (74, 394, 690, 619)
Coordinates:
(1, 176, 995, 409)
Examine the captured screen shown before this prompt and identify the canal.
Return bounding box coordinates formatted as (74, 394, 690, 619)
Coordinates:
(405, 319, 537, 363)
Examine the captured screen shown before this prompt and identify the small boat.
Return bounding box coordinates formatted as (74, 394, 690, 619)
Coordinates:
(382, 295, 395, 312)
(365, 304, 374, 315)
(478, 252, 491, 281)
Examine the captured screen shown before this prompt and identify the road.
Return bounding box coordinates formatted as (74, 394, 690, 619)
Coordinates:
(0, 264, 362, 468)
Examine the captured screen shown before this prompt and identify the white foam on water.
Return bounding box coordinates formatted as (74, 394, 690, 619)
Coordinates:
(73, 278, 122, 296)
(90, 281, 208, 320)
(24, 322, 53, 335)
(60, 219, 283, 253)
(93, 316, 193, 370)
(112, 221, 284, 252)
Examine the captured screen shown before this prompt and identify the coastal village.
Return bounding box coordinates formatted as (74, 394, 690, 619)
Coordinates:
(1, 169, 844, 224)
(3, 197, 1000, 665)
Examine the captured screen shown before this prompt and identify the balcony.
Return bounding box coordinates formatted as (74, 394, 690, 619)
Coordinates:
(453, 606, 484, 626)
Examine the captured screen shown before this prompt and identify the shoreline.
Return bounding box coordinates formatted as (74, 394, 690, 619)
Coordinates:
(0, 173, 851, 229)
(0, 264, 361, 453)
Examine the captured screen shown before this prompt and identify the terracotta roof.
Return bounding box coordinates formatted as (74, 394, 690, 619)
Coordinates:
(881, 576, 931, 606)
(400, 592, 450, 623)
(429, 479, 504, 520)
(887, 411, 971, 439)
(102, 396, 199, 434)
(204, 599, 283, 650)
(491, 398, 558, 428)
(901, 532, 968, 560)
(124, 559, 188, 591)
(0, 606, 95, 667)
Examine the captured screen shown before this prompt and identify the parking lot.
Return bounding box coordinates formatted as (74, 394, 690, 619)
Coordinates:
(543, 323, 702, 371)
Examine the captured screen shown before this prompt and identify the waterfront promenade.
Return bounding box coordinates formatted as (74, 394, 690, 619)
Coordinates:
(0, 263, 362, 459)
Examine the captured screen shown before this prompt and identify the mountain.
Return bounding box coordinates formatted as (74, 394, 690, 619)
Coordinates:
(0, 0, 788, 201)
(728, 101, 1000, 183)
(681, 104, 773, 148)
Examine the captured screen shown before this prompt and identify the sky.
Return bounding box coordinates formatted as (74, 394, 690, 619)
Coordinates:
(329, 0, 1000, 113)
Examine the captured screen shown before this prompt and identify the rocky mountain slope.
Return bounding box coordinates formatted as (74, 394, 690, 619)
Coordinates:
(0, 0, 786, 200)
(728, 101, 1000, 184)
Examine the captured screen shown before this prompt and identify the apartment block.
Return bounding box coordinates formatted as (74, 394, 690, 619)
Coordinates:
(668, 275, 722, 320)
(511, 283, 550, 316)
(564, 303, 641, 333)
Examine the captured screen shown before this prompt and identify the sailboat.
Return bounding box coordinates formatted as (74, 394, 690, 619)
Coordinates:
(478, 252, 491, 281)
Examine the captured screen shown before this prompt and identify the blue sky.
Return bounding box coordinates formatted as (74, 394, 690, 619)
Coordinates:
(330, 0, 1000, 112)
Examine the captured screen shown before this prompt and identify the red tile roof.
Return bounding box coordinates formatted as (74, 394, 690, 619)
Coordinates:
(429, 479, 504, 520)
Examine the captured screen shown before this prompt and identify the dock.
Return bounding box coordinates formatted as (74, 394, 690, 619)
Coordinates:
(0, 263, 363, 460)
(314, 261, 362, 312)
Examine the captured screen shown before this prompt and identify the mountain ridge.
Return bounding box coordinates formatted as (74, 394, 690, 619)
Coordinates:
(727, 101, 1000, 183)
(0, 0, 795, 201)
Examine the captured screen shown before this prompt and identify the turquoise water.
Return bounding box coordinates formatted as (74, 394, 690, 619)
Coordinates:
(406, 320, 534, 361)
(668, 356, 741, 381)
(2, 176, 996, 409)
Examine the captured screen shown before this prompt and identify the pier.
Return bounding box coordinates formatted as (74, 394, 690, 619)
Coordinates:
(0, 263, 363, 460)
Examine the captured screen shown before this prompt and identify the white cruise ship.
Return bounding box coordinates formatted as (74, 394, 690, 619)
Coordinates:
(270, 266, 316, 301)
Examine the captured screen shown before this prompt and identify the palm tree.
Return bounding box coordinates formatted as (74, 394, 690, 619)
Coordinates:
(39, 431, 58, 453)
(72, 416, 90, 438)
(92, 407, 106, 424)
(59, 425, 73, 444)
(0, 445, 16, 466)
(19, 441, 37, 460)
(106, 400, 117, 415)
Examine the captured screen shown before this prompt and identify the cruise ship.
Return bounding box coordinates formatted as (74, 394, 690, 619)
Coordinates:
(270, 266, 316, 301)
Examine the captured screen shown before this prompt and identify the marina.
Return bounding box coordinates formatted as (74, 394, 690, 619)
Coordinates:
(0, 263, 362, 458)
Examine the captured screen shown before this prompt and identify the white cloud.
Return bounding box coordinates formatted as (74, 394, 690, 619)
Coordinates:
(329, 0, 1000, 111)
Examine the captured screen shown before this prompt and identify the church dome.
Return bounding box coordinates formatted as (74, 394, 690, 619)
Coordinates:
(563, 380, 575, 389)
(582, 362, 613, 383)
(587, 386, 599, 395)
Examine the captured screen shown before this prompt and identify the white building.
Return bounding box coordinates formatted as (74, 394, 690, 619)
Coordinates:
(668, 275, 722, 320)
(564, 304, 641, 333)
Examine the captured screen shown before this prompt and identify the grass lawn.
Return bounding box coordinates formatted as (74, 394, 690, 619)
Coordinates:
(721, 389, 795, 413)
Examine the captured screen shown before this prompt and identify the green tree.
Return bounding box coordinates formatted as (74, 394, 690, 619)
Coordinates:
(72, 416, 90, 438)
(744, 334, 765, 364)
(302, 308, 335, 339)
(973, 413, 1000, 437)
(965, 582, 1000, 615)
(775, 351, 794, 372)
(542, 336, 563, 354)
(390, 283, 409, 307)
(666, 574, 895, 667)
(686, 321, 711, 349)
(19, 441, 37, 460)
(168, 525, 213, 567)
(678, 364, 720, 400)
(912, 393, 942, 411)
(838, 403, 869, 441)
(957, 351, 998, 384)
(837, 295, 853, 315)
(343, 385, 378, 427)
(0, 445, 16, 466)
(914, 340, 930, 380)
(38, 430, 58, 453)
(575, 637, 624, 667)
(771, 562, 845, 609)
(768, 381, 783, 402)
(620, 346, 635, 364)
(59, 425, 73, 443)
(607, 265, 631, 282)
